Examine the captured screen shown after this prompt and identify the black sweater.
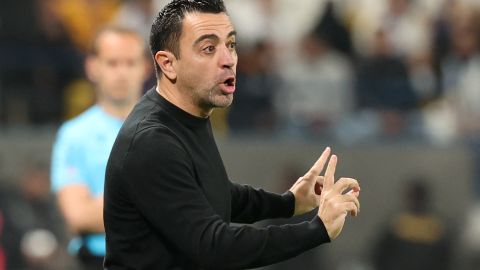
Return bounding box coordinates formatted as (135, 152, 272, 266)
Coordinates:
(104, 88, 330, 270)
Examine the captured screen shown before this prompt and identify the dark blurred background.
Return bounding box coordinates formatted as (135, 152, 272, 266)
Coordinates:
(1, 0, 480, 269)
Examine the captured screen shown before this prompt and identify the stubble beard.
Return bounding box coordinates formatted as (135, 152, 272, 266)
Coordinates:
(197, 86, 233, 110)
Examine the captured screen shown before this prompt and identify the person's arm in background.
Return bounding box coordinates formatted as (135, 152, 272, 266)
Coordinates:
(230, 147, 331, 224)
(51, 126, 104, 234)
(57, 185, 104, 234)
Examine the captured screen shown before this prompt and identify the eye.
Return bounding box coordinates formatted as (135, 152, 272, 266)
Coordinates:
(228, 42, 237, 50)
(203, 45, 216, 54)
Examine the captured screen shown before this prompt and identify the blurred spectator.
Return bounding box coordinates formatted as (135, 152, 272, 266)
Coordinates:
(446, 8, 480, 138)
(51, 26, 147, 270)
(348, 0, 431, 59)
(372, 177, 453, 270)
(226, 0, 275, 48)
(227, 0, 325, 57)
(0, 163, 70, 270)
(227, 41, 280, 135)
(0, 0, 38, 124)
(0, 0, 82, 124)
(442, 6, 480, 199)
(312, 1, 353, 58)
(422, 3, 480, 198)
(113, 0, 157, 93)
(351, 30, 418, 140)
(31, 0, 84, 123)
(348, 0, 436, 103)
(278, 31, 353, 138)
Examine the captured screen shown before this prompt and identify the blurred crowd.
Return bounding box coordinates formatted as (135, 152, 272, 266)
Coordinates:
(1, 0, 480, 145)
(1, 0, 480, 269)
(227, 0, 480, 146)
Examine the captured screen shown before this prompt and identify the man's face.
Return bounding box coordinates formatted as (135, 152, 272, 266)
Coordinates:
(87, 32, 146, 106)
(174, 12, 237, 114)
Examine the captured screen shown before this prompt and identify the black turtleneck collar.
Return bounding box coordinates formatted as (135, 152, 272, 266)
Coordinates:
(146, 87, 209, 128)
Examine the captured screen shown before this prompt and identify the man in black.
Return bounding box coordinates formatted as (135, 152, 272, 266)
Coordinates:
(104, 0, 361, 269)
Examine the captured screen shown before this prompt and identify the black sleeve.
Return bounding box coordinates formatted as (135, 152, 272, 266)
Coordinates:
(230, 183, 295, 223)
(124, 127, 330, 269)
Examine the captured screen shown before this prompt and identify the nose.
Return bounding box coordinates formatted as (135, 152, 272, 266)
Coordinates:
(219, 45, 236, 69)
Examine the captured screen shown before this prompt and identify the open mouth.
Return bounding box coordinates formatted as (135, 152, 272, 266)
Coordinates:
(224, 77, 235, 87)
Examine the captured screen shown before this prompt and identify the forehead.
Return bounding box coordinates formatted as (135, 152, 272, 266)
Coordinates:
(96, 32, 144, 56)
(181, 12, 235, 41)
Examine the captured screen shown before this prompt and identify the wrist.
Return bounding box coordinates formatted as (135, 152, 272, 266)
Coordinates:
(282, 191, 296, 217)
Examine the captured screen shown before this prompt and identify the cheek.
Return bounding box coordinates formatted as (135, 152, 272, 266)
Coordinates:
(127, 67, 145, 83)
(182, 63, 209, 85)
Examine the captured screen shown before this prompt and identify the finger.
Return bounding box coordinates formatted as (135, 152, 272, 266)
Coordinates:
(342, 193, 360, 213)
(304, 147, 331, 180)
(346, 188, 360, 198)
(323, 154, 337, 191)
(294, 176, 304, 184)
(316, 176, 324, 185)
(314, 176, 324, 195)
(342, 202, 358, 217)
(333, 178, 360, 195)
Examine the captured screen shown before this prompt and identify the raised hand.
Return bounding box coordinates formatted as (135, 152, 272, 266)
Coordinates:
(317, 155, 360, 240)
(289, 147, 331, 215)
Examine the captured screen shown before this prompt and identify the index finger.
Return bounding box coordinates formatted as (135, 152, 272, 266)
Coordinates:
(304, 147, 331, 179)
(323, 154, 337, 191)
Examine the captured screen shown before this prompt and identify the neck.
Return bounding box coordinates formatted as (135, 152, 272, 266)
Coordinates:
(156, 79, 212, 118)
(97, 99, 135, 120)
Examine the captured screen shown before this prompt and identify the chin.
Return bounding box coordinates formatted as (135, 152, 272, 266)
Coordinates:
(111, 96, 133, 106)
(213, 95, 233, 108)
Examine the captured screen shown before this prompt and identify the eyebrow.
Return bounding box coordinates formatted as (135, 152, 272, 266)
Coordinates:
(193, 31, 237, 46)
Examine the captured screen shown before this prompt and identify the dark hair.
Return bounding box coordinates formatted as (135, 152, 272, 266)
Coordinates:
(149, 0, 227, 76)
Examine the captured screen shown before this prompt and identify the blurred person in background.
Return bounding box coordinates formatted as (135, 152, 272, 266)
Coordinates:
(0, 163, 70, 270)
(227, 40, 280, 135)
(348, 0, 431, 60)
(0, 0, 82, 124)
(349, 29, 418, 142)
(443, 6, 480, 199)
(372, 177, 453, 270)
(311, 1, 353, 59)
(278, 30, 353, 139)
(423, 2, 480, 194)
(348, 0, 436, 105)
(51, 26, 147, 269)
(113, 0, 158, 92)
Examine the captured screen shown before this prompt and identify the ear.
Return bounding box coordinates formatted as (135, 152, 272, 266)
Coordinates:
(155, 50, 177, 81)
(85, 56, 98, 83)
